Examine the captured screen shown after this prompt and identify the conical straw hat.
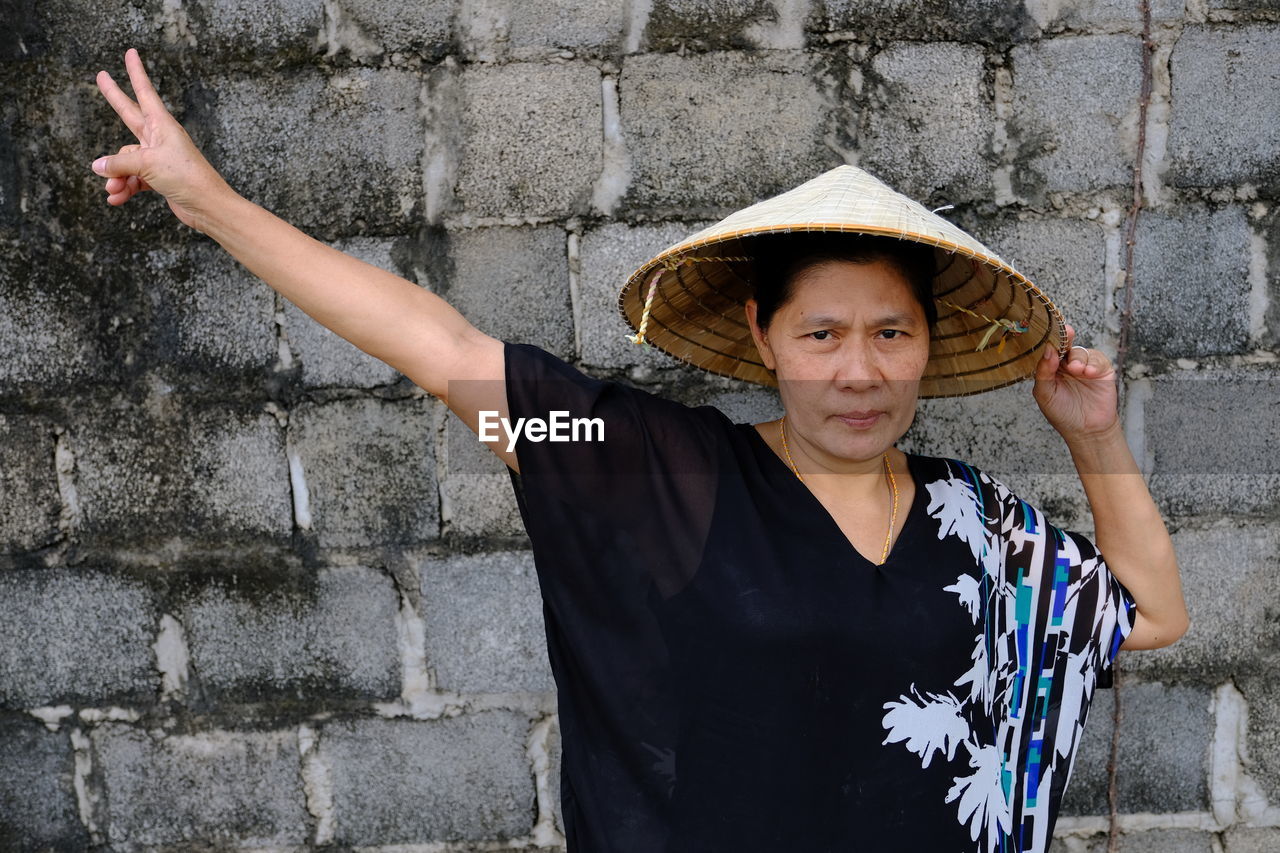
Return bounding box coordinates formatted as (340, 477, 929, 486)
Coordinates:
(617, 164, 1069, 398)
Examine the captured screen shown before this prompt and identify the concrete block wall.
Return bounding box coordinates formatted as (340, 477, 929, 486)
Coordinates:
(2, 0, 1277, 850)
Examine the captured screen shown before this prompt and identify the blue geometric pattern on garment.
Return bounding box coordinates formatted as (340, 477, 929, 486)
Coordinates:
(881, 458, 1138, 853)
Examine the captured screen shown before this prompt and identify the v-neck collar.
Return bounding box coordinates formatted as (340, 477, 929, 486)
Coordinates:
(738, 421, 928, 568)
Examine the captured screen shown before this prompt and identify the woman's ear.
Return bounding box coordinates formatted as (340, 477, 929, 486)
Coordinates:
(744, 298, 776, 372)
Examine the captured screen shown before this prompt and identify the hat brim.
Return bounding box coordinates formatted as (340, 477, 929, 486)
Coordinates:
(616, 168, 1068, 398)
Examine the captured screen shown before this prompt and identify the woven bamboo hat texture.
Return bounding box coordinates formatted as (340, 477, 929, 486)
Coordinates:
(617, 164, 1069, 398)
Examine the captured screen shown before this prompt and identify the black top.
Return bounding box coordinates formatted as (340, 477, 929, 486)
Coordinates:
(502, 341, 1137, 853)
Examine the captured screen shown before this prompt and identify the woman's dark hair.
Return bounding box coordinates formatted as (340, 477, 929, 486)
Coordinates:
(747, 232, 938, 336)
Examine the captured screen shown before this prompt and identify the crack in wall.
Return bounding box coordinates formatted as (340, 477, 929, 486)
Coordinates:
(153, 613, 191, 702)
(52, 426, 81, 546)
(591, 73, 630, 217)
(298, 723, 336, 845)
(69, 727, 103, 845)
(527, 713, 564, 847)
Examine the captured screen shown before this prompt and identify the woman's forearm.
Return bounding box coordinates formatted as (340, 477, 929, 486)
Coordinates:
(200, 189, 476, 381)
(1064, 421, 1190, 646)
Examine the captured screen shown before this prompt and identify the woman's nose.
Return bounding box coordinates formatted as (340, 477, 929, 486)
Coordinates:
(835, 340, 882, 388)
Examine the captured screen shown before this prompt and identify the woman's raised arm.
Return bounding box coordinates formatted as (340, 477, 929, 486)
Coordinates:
(91, 49, 517, 471)
(1033, 325, 1189, 650)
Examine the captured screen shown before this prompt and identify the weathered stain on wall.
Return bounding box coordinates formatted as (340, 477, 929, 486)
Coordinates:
(1, 0, 1278, 850)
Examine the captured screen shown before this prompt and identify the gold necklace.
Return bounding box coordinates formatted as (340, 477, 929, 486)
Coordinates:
(779, 414, 899, 565)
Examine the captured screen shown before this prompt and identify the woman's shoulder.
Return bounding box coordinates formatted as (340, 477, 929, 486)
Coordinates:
(905, 451, 1030, 526)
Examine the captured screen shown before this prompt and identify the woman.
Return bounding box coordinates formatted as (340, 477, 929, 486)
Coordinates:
(91, 49, 1188, 852)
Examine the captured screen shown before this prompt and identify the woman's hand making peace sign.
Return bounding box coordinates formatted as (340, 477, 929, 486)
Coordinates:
(91, 48, 234, 232)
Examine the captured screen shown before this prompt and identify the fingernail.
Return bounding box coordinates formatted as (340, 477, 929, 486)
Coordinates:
(92, 157, 106, 175)
(1043, 347, 1052, 360)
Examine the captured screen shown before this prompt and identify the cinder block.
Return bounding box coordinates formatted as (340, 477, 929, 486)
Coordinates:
(1166, 25, 1280, 193)
(200, 68, 424, 234)
(1117, 521, 1280, 681)
(0, 413, 62, 554)
(1225, 827, 1280, 853)
(0, 717, 88, 849)
(176, 565, 401, 704)
(691, 385, 785, 428)
(979, 217, 1108, 350)
(442, 225, 574, 355)
(1030, 0, 1183, 31)
(619, 51, 838, 216)
(0, 568, 156, 709)
(644, 0, 782, 50)
(861, 42, 994, 202)
(141, 241, 278, 378)
(20, 0, 163, 66)
(93, 724, 308, 848)
(280, 237, 407, 389)
(1237, 675, 1280, 805)
(287, 396, 438, 549)
(0, 247, 110, 392)
(906, 381, 1096, 533)
(1053, 829, 1216, 853)
(419, 550, 554, 693)
(324, 0, 455, 60)
(1008, 35, 1142, 199)
(1128, 205, 1253, 359)
(578, 220, 718, 371)
(1144, 367, 1280, 516)
(443, 415, 526, 538)
(821, 0, 1040, 44)
(73, 403, 292, 545)
(1059, 680, 1212, 815)
(319, 713, 536, 845)
(459, 0, 627, 59)
(451, 62, 603, 219)
(186, 0, 325, 58)
(1117, 830, 1214, 852)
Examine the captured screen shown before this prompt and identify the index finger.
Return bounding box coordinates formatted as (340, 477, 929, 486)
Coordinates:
(96, 70, 146, 140)
(124, 48, 171, 119)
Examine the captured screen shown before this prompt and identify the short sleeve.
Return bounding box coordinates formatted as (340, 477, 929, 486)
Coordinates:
(1052, 527, 1138, 688)
(500, 341, 721, 597)
(977, 468, 1139, 692)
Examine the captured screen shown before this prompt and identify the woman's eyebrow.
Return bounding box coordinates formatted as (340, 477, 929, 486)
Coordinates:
(800, 312, 918, 327)
(800, 313, 847, 327)
(872, 312, 919, 327)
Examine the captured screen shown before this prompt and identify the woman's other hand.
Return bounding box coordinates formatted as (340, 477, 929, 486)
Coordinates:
(91, 48, 235, 232)
(1032, 324, 1121, 442)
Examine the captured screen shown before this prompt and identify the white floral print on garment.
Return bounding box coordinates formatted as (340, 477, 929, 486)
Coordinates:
(879, 459, 1138, 853)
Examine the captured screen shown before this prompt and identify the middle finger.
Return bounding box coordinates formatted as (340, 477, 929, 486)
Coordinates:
(96, 71, 146, 140)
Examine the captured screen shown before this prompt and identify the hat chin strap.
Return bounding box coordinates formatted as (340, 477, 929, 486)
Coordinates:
(626, 254, 753, 348)
(626, 267, 665, 348)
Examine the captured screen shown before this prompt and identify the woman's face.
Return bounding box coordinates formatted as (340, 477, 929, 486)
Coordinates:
(745, 258, 932, 464)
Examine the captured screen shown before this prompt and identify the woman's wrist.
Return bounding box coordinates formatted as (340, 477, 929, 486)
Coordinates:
(1062, 419, 1128, 469)
(196, 184, 256, 242)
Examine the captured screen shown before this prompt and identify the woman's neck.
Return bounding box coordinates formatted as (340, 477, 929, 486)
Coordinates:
(754, 418, 903, 502)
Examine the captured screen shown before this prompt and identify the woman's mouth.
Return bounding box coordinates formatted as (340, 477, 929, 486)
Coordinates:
(835, 411, 883, 428)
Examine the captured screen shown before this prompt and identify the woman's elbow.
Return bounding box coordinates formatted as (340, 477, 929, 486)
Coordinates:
(1163, 612, 1191, 646)
(1121, 611, 1190, 650)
